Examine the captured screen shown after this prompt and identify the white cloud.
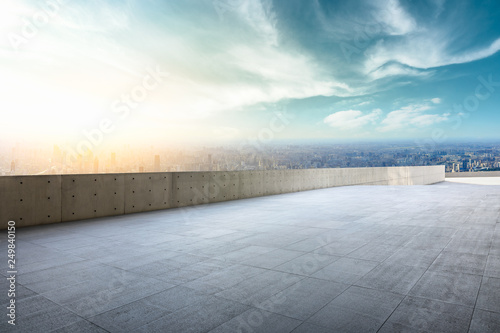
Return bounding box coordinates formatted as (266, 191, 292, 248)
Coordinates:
(374, 0, 417, 36)
(362, 0, 500, 81)
(236, 0, 278, 46)
(378, 103, 448, 132)
(227, 45, 352, 101)
(368, 62, 432, 80)
(151, 0, 358, 122)
(324, 109, 382, 130)
(313, 0, 416, 41)
(411, 113, 448, 126)
(431, 97, 441, 104)
(365, 29, 500, 80)
(138, 41, 356, 126)
(450, 38, 500, 64)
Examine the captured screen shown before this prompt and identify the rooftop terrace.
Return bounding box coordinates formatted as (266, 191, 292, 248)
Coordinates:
(1, 179, 500, 332)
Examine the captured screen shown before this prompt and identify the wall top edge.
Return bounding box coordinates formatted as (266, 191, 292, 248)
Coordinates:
(445, 170, 500, 177)
(0, 165, 444, 178)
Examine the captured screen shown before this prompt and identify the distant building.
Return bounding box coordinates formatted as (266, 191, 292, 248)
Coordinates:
(53, 145, 62, 166)
(154, 155, 161, 172)
(94, 158, 99, 173)
(111, 152, 116, 171)
(10, 161, 15, 175)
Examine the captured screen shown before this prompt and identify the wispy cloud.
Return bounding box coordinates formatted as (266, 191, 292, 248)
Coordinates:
(368, 62, 433, 80)
(235, 0, 278, 46)
(325, 100, 450, 133)
(365, 35, 500, 74)
(355, 101, 372, 107)
(324, 109, 382, 130)
(362, 0, 500, 80)
(378, 103, 448, 132)
(310, 0, 500, 93)
(373, 0, 417, 36)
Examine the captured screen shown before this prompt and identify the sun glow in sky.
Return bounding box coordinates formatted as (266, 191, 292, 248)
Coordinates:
(1, 0, 500, 152)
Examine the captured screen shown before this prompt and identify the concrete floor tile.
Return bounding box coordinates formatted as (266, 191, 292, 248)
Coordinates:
(381, 296, 473, 333)
(283, 238, 325, 252)
(215, 270, 303, 305)
(8, 306, 82, 332)
(290, 322, 332, 333)
(66, 281, 175, 318)
(240, 249, 305, 269)
(307, 305, 386, 332)
(484, 255, 500, 278)
(311, 257, 379, 284)
(136, 296, 249, 333)
(325, 286, 404, 319)
(88, 298, 173, 332)
(184, 264, 268, 293)
(469, 309, 500, 333)
(256, 277, 348, 320)
(0, 284, 37, 305)
(444, 238, 491, 255)
(346, 243, 400, 262)
(208, 308, 301, 333)
(306, 285, 405, 332)
(409, 271, 482, 307)
(476, 277, 500, 313)
(273, 253, 341, 276)
(387, 246, 442, 267)
(428, 251, 487, 275)
(51, 320, 110, 333)
(355, 263, 426, 294)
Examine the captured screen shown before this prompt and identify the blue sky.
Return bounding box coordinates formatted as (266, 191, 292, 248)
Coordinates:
(1, 0, 500, 148)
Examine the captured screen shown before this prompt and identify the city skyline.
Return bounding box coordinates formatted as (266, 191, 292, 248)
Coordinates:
(1, 0, 500, 154)
(3, 139, 500, 176)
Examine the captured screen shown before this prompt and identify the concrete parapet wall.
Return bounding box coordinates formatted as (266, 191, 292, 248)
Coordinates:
(446, 171, 500, 177)
(0, 165, 444, 228)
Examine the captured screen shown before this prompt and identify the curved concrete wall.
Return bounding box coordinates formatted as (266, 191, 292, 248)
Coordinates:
(0, 166, 444, 229)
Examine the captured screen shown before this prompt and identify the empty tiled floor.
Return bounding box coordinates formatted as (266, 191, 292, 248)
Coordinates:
(1, 180, 500, 332)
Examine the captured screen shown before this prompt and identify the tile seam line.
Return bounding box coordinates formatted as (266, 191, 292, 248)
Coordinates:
(48, 318, 111, 333)
(17, 292, 108, 333)
(467, 198, 495, 332)
(395, 226, 459, 310)
(375, 292, 407, 332)
(467, 275, 484, 333)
